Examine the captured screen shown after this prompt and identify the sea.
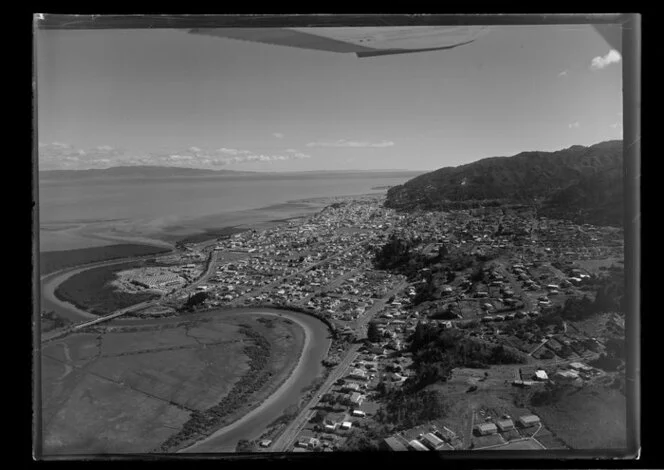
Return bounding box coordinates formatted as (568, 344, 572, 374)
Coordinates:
(38, 172, 419, 252)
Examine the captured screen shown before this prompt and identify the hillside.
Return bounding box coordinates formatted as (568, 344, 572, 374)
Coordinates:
(385, 140, 623, 225)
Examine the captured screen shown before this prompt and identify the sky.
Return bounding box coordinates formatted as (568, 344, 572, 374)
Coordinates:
(36, 24, 623, 172)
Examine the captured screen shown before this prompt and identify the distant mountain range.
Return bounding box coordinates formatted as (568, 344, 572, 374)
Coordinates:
(38, 166, 255, 179)
(385, 140, 624, 226)
(38, 166, 423, 180)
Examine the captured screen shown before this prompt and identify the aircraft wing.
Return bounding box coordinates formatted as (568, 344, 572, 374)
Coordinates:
(188, 26, 490, 57)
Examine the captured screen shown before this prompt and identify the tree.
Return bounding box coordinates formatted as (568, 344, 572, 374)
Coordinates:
(367, 322, 382, 343)
(470, 264, 485, 283)
(311, 410, 328, 424)
(436, 244, 449, 262)
(186, 291, 208, 309)
(236, 439, 255, 452)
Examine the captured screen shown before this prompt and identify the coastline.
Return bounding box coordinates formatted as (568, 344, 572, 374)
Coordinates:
(39, 190, 387, 257)
(38, 191, 378, 452)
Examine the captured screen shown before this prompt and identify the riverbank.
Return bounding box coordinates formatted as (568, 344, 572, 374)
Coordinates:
(41, 309, 321, 455)
(179, 308, 319, 453)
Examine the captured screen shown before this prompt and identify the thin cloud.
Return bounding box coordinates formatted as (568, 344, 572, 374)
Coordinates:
(610, 122, 622, 129)
(568, 122, 580, 129)
(39, 142, 312, 170)
(217, 147, 251, 156)
(590, 49, 621, 70)
(306, 139, 395, 148)
(272, 132, 285, 139)
(558, 70, 568, 77)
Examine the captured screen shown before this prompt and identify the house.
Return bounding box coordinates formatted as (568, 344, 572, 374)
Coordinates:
(534, 370, 549, 381)
(305, 437, 321, 449)
(421, 432, 445, 450)
(381, 436, 409, 451)
(323, 423, 337, 432)
(518, 415, 541, 428)
(475, 423, 498, 435)
(340, 421, 353, 430)
(351, 409, 366, 418)
(496, 419, 515, 432)
(349, 368, 367, 380)
(343, 382, 361, 393)
(554, 370, 580, 382)
(324, 412, 345, 428)
(569, 362, 592, 371)
(350, 392, 364, 406)
(408, 439, 429, 451)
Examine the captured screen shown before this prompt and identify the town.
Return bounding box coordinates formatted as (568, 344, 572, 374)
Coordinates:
(112, 193, 625, 452)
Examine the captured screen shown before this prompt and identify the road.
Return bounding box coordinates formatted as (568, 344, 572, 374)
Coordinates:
(228, 240, 367, 307)
(267, 279, 409, 452)
(43, 249, 218, 341)
(499, 262, 533, 311)
(269, 342, 362, 452)
(353, 280, 410, 338)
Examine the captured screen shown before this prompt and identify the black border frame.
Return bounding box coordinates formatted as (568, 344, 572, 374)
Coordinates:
(31, 13, 642, 465)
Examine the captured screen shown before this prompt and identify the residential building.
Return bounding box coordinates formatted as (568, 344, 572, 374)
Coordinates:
(408, 440, 429, 451)
(381, 436, 409, 452)
(496, 419, 515, 432)
(475, 423, 498, 435)
(518, 415, 541, 428)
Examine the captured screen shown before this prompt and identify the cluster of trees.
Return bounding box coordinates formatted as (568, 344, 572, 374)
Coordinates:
(406, 323, 526, 390)
(374, 388, 449, 430)
(529, 381, 569, 407)
(589, 337, 625, 372)
(180, 291, 209, 312)
(319, 392, 353, 408)
(367, 322, 382, 343)
(235, 439, 258, 452)
(551, 279, 624, 323)
(373, 234, 416, 271)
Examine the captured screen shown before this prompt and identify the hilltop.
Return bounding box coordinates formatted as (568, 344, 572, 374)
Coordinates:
(385, 140, 623, 226)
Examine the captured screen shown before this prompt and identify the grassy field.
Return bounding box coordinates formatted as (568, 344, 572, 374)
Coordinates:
(529, 384, 627, 449)
(40, 244, 172, 276)
(478, 439, 543, 450)
(54, 261, 158, 315)
(40, 312, 305, 455)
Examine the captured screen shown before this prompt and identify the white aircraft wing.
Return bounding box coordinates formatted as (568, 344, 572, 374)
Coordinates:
(188, 26, 490, 57)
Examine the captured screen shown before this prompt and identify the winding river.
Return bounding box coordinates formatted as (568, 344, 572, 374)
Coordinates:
(40, 264, 332, 453)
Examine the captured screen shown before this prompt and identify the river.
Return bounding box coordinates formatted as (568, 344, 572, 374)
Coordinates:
(40, 261, 332, 453)
(181, 308, 331, 453)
